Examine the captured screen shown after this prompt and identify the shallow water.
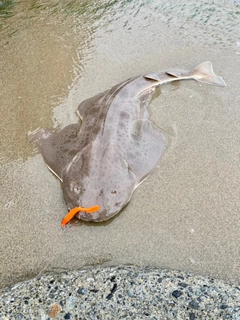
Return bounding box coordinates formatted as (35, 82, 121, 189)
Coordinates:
(0, 0, 240, 288)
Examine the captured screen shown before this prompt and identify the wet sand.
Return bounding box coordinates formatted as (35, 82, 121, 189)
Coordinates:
(0, 0, 240, 289)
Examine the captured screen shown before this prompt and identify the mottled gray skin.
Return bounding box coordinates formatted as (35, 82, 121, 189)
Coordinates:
(31, 62, 226, 222)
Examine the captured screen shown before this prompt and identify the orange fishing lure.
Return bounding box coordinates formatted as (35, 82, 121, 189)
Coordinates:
(61, 205, 100, 228)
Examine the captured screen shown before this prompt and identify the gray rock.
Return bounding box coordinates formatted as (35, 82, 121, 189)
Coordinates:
(0, 266, 240, 319)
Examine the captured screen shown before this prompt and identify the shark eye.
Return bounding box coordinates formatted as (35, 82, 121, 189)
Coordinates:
(74, 185, 81, 194)
(111, 190, 117, 196)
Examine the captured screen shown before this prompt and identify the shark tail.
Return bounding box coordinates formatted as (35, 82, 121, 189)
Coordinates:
(192, 61, 227, 86)
(166, 61, 226, 87)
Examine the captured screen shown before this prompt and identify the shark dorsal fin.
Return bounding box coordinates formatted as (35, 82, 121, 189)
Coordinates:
(144, 73, 160, 81)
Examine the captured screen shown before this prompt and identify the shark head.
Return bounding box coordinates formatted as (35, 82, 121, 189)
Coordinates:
(62, 143, 137, 222)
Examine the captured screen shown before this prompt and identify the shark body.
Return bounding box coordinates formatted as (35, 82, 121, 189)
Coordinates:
(31, 62, 226, 222)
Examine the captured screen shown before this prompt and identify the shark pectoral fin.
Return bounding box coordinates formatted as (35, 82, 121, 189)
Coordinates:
(144, 73, 160, 81)
(77, 90, 108, 120)
(29, 124, 81, 181)
(125, 120, 166, 184)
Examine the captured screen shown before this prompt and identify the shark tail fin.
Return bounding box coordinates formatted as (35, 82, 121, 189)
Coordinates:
(192, 61, 227, 87)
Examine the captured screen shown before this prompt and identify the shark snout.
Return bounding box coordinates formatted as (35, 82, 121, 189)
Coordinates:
(78, 207, 108, 222)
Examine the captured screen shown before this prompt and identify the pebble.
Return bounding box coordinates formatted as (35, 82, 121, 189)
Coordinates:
(0, 266, 240, 319)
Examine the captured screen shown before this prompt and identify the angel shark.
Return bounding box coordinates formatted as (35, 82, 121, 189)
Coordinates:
(30, 61, 226, 223)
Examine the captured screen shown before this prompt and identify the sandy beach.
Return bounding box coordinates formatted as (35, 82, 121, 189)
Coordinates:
(0, 1, 239, 310)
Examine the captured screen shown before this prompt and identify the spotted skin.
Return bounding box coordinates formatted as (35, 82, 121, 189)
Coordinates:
(30, 62, 226, 222)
